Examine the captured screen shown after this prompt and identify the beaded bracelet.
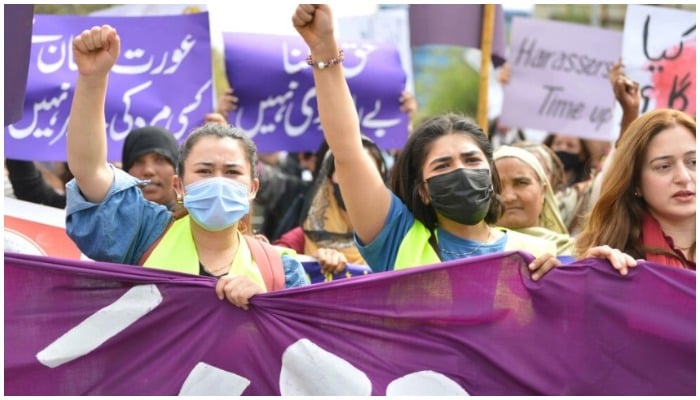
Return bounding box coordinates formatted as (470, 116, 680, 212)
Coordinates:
(306, 49, 344, 70)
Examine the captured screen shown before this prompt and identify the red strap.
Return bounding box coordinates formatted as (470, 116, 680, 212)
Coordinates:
(243, 235, 285, 291)
(138, 219, 173, 265)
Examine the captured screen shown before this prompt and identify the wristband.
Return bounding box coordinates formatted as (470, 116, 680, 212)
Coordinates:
(306, 50, 344, 70)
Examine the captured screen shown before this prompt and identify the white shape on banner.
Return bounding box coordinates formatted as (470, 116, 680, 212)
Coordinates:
(386, 370, 470, 395)
(36, 284, 163, 368)
(279, 338, 372, 395)
(179, 362, 251, 395)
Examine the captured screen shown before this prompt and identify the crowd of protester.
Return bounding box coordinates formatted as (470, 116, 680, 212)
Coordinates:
(4, 4, 695, 310)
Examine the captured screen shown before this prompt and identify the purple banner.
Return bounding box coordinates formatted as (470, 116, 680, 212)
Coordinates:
(4, 13, 213, 162)
(408, 4, 507, 68)
(4, 5, 34, 126)
(223, 32, 408, 153)
(5, 251, 695, 396)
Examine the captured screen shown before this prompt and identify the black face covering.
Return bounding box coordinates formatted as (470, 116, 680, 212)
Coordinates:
(426, 168, 493, 226)
(555, 150, 582, 171)
(332, 182, 346, 211)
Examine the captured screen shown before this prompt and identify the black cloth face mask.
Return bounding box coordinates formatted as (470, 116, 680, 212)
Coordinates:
(555, 150, 582, 171)
(426, 168, 493, 226)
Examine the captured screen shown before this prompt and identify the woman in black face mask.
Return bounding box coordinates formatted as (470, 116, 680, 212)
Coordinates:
(292, 4, 636, 278)
(544, 134, 593, 188)
(543, 133, 598, 235)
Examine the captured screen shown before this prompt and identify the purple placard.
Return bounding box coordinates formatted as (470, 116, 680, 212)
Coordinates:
(408, 4, 507, 68)
(500, 17, 622, 141)
(223, 32, 408, 153)
(4, 5, 34, 126)
(4, 13, 213, 162)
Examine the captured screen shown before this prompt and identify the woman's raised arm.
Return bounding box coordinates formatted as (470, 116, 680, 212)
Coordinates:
(292, 4, 392, 244)
(66, 25, 121, 203)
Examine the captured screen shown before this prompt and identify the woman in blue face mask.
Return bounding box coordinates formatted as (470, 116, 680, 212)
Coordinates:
(292, 4, 637, 277)
(64, 25, 309, 310)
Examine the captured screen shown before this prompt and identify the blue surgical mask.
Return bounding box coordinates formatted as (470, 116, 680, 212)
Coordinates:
(183, 177, 250, 231)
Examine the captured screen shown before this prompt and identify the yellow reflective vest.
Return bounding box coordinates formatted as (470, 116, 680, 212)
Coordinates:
(142, 216, 291, 291)
(394, 220, 557, 270)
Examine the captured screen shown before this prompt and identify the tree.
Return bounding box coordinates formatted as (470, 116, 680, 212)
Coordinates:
(413, 46, 481, 125)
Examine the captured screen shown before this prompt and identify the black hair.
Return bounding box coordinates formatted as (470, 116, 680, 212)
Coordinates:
(390, 113, 502, 244)
(176, 123, 258, 180)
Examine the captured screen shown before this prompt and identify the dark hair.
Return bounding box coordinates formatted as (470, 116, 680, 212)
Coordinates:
(324, 136, 388, 183)
(390, 113, 502, 233)
(296, 136, 389, 226)
(176, 123, 258, 180)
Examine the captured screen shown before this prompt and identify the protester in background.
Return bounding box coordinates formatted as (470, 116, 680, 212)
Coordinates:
(542, 133, 600, 236)
(494, 145, 574, 256)
(543, 133, 594, 188)
(576, 108, 696, 272)
(292, 4, 636, 277)
(121, 126, 180, 209)
(274, 136, 389, 274)
(488, 117, 525, 148)
(5, 159, 67, 208)
(217, 85, 416, 241)
(64, 25, 308, 310)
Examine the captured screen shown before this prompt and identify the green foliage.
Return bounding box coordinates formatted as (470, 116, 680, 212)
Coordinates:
(549, 5, 592, 25)
(414, 47, 480, 125)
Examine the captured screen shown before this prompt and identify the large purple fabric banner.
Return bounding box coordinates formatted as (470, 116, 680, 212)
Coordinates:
(223, 32, 408, 153)
(4, 4, 34, 126)
(4, 13, 213, 162)
(5, 251, 694, 395)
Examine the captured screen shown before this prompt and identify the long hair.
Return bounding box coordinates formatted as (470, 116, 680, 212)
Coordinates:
(390, 114, 502, 242)
(575, 108, 696, 259)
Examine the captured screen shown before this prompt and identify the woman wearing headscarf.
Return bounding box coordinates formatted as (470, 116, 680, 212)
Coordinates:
(493, 145, 574, 257)
(274, 137, 388, 274)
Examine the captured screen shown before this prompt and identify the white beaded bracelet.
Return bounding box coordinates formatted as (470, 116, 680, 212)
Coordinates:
(306, 49, 344, 70)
